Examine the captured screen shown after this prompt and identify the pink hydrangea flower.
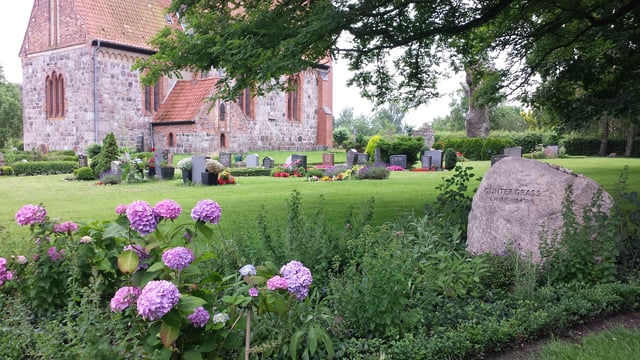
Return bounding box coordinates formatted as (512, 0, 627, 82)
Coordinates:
(154, 199, 182, 220)
(53, 221, 78, 233)
(188, 306, 210, 328)
(110, 286, 142, 312)
(266, 275, 288, 291)
(161, 247, 194, 271)
(115, 204, 128, 216)
(248, 287, 259, 297)
(47, 247, 65, 261)
(136, 280, 180, 321)
(126, 200, 158, 236)
(15, 204, 47, 226)
(0, 257, 14, 286)
(280, 260, 313, 301)
(190, 199, 222, 224)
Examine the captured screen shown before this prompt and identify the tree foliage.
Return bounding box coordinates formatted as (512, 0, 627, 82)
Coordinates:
(135, 0, 640, 132)
(0, 64, 23, 149)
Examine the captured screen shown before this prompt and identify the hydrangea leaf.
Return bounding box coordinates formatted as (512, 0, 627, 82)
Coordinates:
(117, 250, 139, 274)
(160, 321, 180, 348)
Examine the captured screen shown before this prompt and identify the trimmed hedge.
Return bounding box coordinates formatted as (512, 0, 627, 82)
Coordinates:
(433, 136, 515, 161)
(11, 161, 77, 176)
(0, 166, 13, 176)
(228, 168, 272, 177)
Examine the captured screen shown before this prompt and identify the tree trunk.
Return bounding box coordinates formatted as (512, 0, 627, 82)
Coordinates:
(465, 107, 490, 138)
(625, 123, 637, 157)
(462, 68, 490, 138)
(598, 118, 610, 156)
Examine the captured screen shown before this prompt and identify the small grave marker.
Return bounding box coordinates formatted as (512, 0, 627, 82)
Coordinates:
(390, 154, 407, 169)
(346, 149, 358, 167)
(246, 153, 259, 168)
(424, 150, 443, 170)
(262, 157, 274, 169)
(191, 156, 206, 185)
(322, 153, 334, 167)
(420, 154, 432, 169)
(356, 153, 369, 165)
(78, 155, 88, 168)
(219, 152, 232, 168)
(503, 146, 522, 157)
(292, 154, 308, 169)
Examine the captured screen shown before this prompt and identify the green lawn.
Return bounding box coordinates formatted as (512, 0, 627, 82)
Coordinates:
(1, 157, 638, 256)
(534, 326, 640, 360)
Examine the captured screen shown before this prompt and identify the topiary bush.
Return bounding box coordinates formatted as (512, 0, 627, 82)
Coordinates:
(444, 148, 457, 170)
(75, 167, 94, 180)
(365, 135, 383, 162)
(90, 132, 120, 179)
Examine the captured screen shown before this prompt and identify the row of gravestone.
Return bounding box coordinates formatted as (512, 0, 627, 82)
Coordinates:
(492, 146, 561, 166)
(346, 148, 447, 170)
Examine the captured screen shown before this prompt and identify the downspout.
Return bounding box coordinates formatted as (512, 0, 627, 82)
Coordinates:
(93, 40, 101, 143)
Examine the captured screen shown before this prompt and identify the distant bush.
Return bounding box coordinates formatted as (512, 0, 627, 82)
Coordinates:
(378, 135, 424, 165)
(12, 161, 77, 176)
(75, 167, 94, 180)
(444, 148, 457, 170)
(357, 165, 390, 180)
(228, 168, 271, 176)
(0, 166, 12, 175)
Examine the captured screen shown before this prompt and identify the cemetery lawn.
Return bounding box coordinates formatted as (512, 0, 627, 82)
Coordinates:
(1, 156, 638, 257)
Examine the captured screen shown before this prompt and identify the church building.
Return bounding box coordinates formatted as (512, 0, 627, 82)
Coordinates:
(19, 0, 334, 154)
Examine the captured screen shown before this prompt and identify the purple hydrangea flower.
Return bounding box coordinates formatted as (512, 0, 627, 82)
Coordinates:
(110, 286, 142, 312)
(212, 312, 229, 324)
(15, 204, 47, 226)
(191, 199, 222, 224)
(280, 260, 313, 301)
(0, 258, 14, 286)
(239, 264, 257, 276)
(248, 287, 259, 297)
(47, 247, 65, 261)
(266, 275, 288, 291)
(154, 199, 182, 220)
(136, 280, 180, 321)
(53, 221, 78, 233)
(162, 247, 195, 271)
(115, 204, 128, 216)
(188, 306, 210, 328)
(126, 200, 158, 236)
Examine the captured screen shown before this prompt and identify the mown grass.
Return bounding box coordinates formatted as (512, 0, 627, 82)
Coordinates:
(1, 157, 638, 257)
(534, 326, 640, 360)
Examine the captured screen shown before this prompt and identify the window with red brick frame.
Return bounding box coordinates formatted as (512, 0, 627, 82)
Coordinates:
(45, 72, 65, 118)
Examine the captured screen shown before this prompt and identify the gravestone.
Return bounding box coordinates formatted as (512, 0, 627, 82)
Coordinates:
(78, 155, 88, 168)
(346, 149, 358, 167)
(421, 154, 432, 169)
(246, 153, 259, 168)
(135, 134, 144, 153)
(467, 157, 613, 263)
(191, 156, 206, 185)
(219, 152, 232, 168)
(374, 147, 385, 166)
(356, 153, 369, 165)
(110, 161, 121, 172)
(390, 154, 407, 169)
(424, 150, 443, 170)
(262, 156, 274, 169)
(544, 145, 559, 158)
(491, 154, 508, 166)
(503, 146, 522, 157)
(322, 153, 334, 167)
(291, 154, 307, 170)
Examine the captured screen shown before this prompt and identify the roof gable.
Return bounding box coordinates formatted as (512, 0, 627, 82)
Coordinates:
(74, 0, 173, 50)
(153, 78, 220, 123)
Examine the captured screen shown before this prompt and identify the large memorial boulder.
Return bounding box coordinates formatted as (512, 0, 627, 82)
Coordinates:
(467, 157, 613, 262)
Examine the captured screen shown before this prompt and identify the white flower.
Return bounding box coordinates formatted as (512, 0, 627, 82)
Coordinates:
(212, 312, 229, 324)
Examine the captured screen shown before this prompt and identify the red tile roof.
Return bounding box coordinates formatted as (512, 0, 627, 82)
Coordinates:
(153, 78, 220, 123)
(75, 0, 174, 51)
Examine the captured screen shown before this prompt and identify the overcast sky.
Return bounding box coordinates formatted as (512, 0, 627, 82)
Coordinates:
(1, 1, 460, 127)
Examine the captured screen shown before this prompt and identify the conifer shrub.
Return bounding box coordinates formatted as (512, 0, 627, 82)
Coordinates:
(444, 148, 458, 170)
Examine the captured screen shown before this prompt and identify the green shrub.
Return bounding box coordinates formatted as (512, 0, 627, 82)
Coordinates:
(357, 165, 390, 180)
(560, 134, 601, 156)
(90, 132, 119, 178)
(444, 148, 457, 170)
(378, 135, 423, 165)
(0, 166, 12, 175)
(481, 137, 515, 161)
(75, 166, 94, 180)
(86, 143, 102, 158)
(11, 161, 77, 176)
(365, 135, 382, 162)
(226, 167, 271, 176)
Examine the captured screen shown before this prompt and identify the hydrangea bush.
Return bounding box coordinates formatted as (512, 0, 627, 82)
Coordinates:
(7, 199, 328, 359)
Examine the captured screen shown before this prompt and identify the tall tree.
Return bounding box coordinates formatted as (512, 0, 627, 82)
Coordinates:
(135, 0, 640, 135)
(0, 64, 23, 149)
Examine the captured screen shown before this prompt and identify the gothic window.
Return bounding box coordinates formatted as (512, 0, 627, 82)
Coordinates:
(219, 103, 226, 121)
(144, 83, 160, 113)
(220, 134, 227, 148)
(168, 132, 175, 147)
(287, 76, 302, 122)
(237, 87, 254, 119)
(45, 72, 65, 118)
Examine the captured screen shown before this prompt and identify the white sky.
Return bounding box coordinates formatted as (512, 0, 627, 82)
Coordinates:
(1, 1, 460, 127)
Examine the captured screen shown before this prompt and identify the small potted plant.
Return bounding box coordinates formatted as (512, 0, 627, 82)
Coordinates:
(159, 160, 175, 180)
(176, 157, 193, 184)
(202, 159, 225, 185)
(146, 157, 156, 178)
